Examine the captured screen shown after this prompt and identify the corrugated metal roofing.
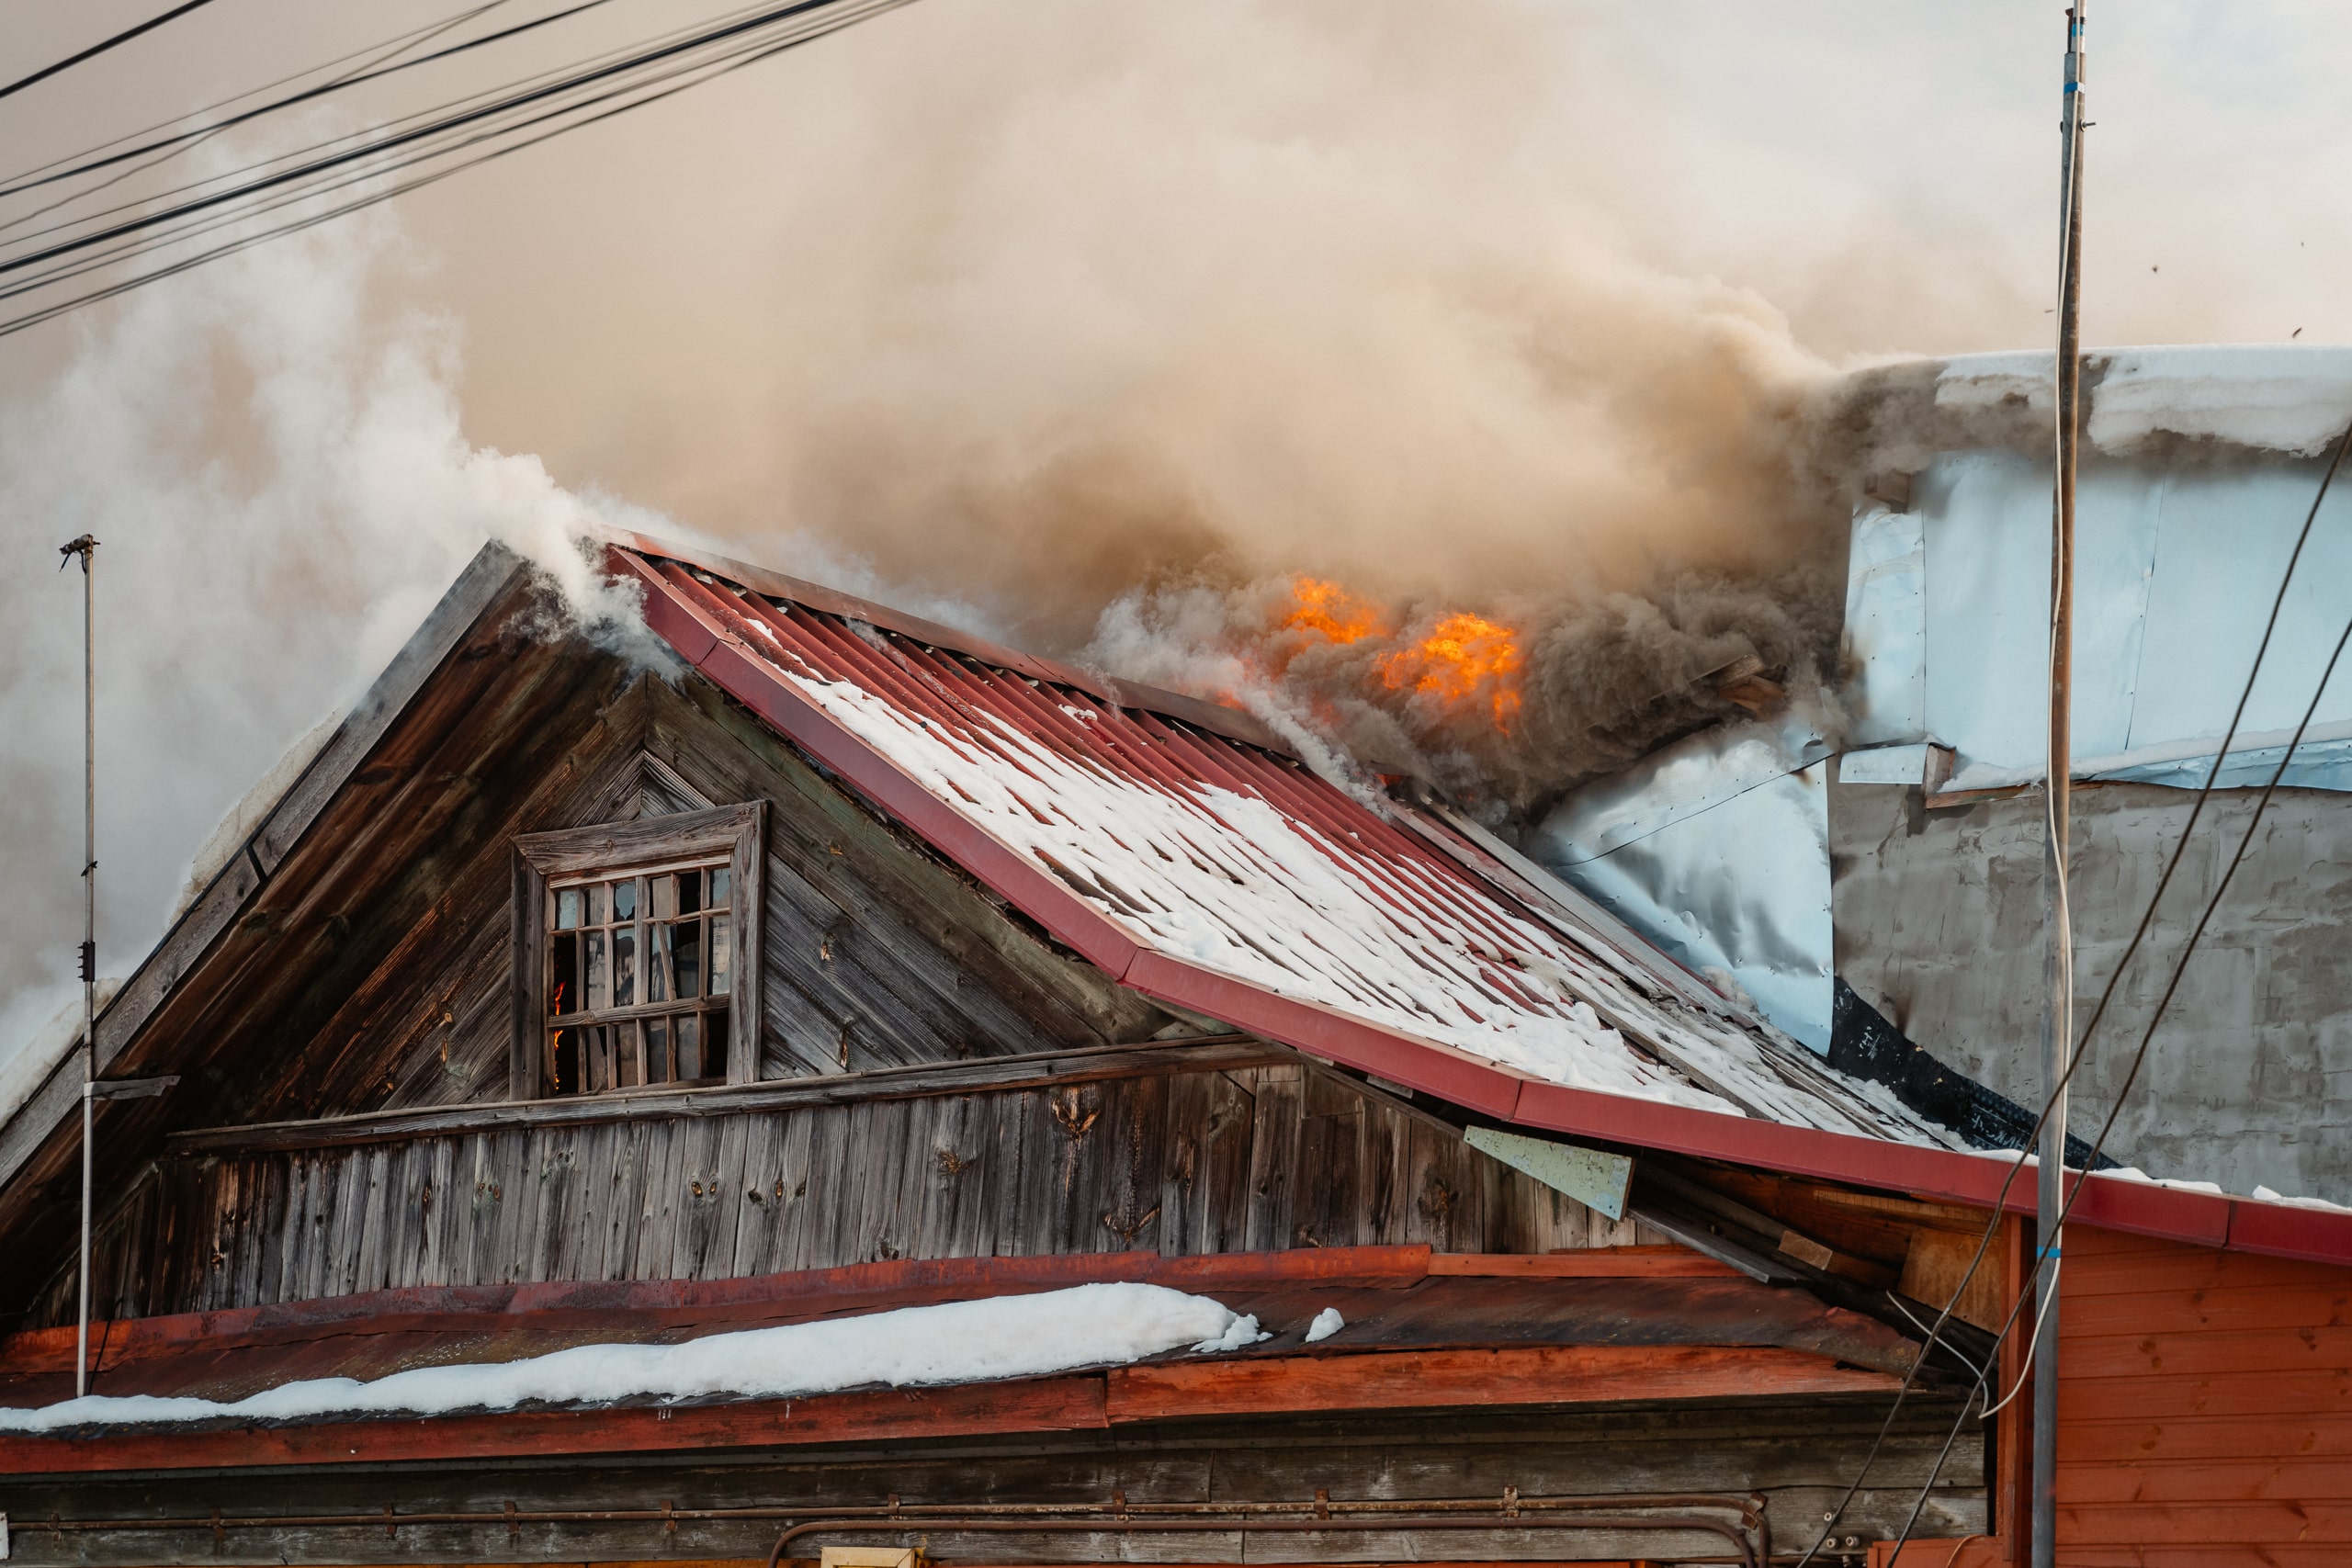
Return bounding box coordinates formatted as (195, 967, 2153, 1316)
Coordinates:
(617, 544, 1951, 1149)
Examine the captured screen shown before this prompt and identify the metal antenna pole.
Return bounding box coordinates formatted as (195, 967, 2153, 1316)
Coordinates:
(2034, 6, 2087, 1564)
(60, 532, 97, 1400)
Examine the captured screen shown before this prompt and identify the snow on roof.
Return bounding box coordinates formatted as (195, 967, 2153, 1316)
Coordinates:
(0, 1282, 1263, 1432)
(632, 551, 1953, 1147)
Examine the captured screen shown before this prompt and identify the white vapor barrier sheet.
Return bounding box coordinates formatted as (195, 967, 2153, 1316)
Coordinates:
(1841, 507, 1926, 749)
(1527, 721, 1835, 1054)
(735, 615, 1940, 1144)
(0, 1283, 1266, 1432)
(1839, 390, 2352, 795)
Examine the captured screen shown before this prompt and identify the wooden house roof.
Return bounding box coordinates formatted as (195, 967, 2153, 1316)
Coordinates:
(6, 533, 2351, 1286)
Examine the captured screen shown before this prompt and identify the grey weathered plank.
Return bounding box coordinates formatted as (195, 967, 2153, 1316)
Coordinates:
(1240, 1065, 1304, 1253)
(167, 1038, 1272, 1154)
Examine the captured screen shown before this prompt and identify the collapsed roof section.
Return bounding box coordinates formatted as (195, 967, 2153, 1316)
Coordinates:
(608, 537, 1947, 1152)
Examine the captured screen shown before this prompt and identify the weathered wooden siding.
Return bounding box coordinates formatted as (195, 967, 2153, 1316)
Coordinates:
(0, 1401, 1985, 1565)
(2054, 1223, 2352, 1559)
(9, 651, 1190, 1323)
(40, 1062, 1634, 1324)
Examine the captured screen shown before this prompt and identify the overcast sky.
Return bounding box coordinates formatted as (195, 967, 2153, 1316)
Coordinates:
(2, 0, 2346, 1047)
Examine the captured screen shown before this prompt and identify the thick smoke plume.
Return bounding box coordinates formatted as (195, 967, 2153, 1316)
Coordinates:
(0, 213, 661, 1060)
(441, 0, 1907, 815)
(0, 0, 2050, 1059)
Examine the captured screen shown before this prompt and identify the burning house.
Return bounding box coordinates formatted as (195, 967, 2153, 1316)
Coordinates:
(2, 467, 2351, 1565)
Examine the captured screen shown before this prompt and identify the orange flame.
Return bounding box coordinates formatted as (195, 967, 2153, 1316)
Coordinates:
(1282, 577, 1384, 645)
(1381, 611, 1522, 729)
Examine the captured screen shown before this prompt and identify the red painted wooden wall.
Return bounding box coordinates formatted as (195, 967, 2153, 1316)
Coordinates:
(2055, 1223, 2352, 1562)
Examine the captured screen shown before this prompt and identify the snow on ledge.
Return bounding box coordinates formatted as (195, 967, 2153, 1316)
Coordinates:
(0, 1282, 1271, 1435)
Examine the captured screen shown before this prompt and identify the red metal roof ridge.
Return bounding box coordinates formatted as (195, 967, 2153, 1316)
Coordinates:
(612, 550, 2352, 1272)
(592, 527, 1298, 759)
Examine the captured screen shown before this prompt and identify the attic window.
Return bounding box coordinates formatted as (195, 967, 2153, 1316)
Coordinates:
(512, 803, 764, 1099)
(548, 863, 734, 1094)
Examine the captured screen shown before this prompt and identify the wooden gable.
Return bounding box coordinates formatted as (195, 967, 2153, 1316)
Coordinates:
(0, 546, 1173, 1325)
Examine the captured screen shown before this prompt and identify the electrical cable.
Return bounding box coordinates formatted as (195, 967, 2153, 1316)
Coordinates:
(0, 1, 520, 242)
(0, 0, 613, 206)
(0, 0, 916, 339)
(0, 0, 800, 265)
(1796, 417, 2352, 1564)
(0, 3, 828, 304)
(0, 0, 231, 105)
(0, 0, 511, 192)
(0, 0, 874, 282)
(1869, 424, 2352, 1562)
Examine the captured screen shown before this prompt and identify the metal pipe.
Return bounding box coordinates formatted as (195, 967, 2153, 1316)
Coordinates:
(2034, 6, 2087, 1568)
(763, 1512, 1759, 1568)
(35, 1490, 1767, 1566)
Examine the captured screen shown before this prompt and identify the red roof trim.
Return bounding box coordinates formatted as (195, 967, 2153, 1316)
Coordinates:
(610, 541, 2352, 1273)
(0, 1247, 1437, 1371)
(0, 1342, 1891, 1476)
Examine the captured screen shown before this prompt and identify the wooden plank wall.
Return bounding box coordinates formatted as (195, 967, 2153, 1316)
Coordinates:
(40, 1064, 1636, 1324)
(2056, 1223, 2352, 1560)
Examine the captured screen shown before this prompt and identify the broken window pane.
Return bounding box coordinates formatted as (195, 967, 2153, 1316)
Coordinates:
(551, 1029, 578, 1096)
(645, 922, 669, 1003)
(556, 888, 582, 931)
(709, 915, 732, 996)
(645, 1018, 671, 1085)
(585, 930, 609, 1010)
(679, 869, 701, 916)
(588, 1025, 615, 1094)
(614, 878, 638, 921)
(673, 919, 701, 999)
(550, 931, 577, 1015)
(616, 1021, 642, 1089)
(705, 1010, 728, 1080)
(613, 927, 636, 1008)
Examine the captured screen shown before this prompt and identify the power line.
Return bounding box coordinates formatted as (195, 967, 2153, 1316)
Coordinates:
(0, 0, 511, 196)
(0, 0, 917, 339)
(0, 1, 517, 243)
(0, 0, 880, 284)
(0, 0, 614, 205)
(0, 0, 232, 105)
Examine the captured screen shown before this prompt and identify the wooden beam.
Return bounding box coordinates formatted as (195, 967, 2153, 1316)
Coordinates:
(0, 1340, 1897, 1476)
(1103, 1345, 1897, 1425)
(1428, 1248, 1736, 1279)
(163, 1037, 1278, 1155)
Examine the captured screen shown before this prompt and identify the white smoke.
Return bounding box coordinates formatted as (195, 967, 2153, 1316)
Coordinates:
(0, 209, 665, 1068)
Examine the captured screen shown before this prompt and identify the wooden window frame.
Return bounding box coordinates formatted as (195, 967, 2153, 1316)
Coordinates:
(511, 802, 764, 1097)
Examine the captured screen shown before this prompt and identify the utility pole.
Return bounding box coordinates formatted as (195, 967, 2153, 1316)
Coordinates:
(60, 532, 97, 1400)
(2034, 6, 2087, 1565)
